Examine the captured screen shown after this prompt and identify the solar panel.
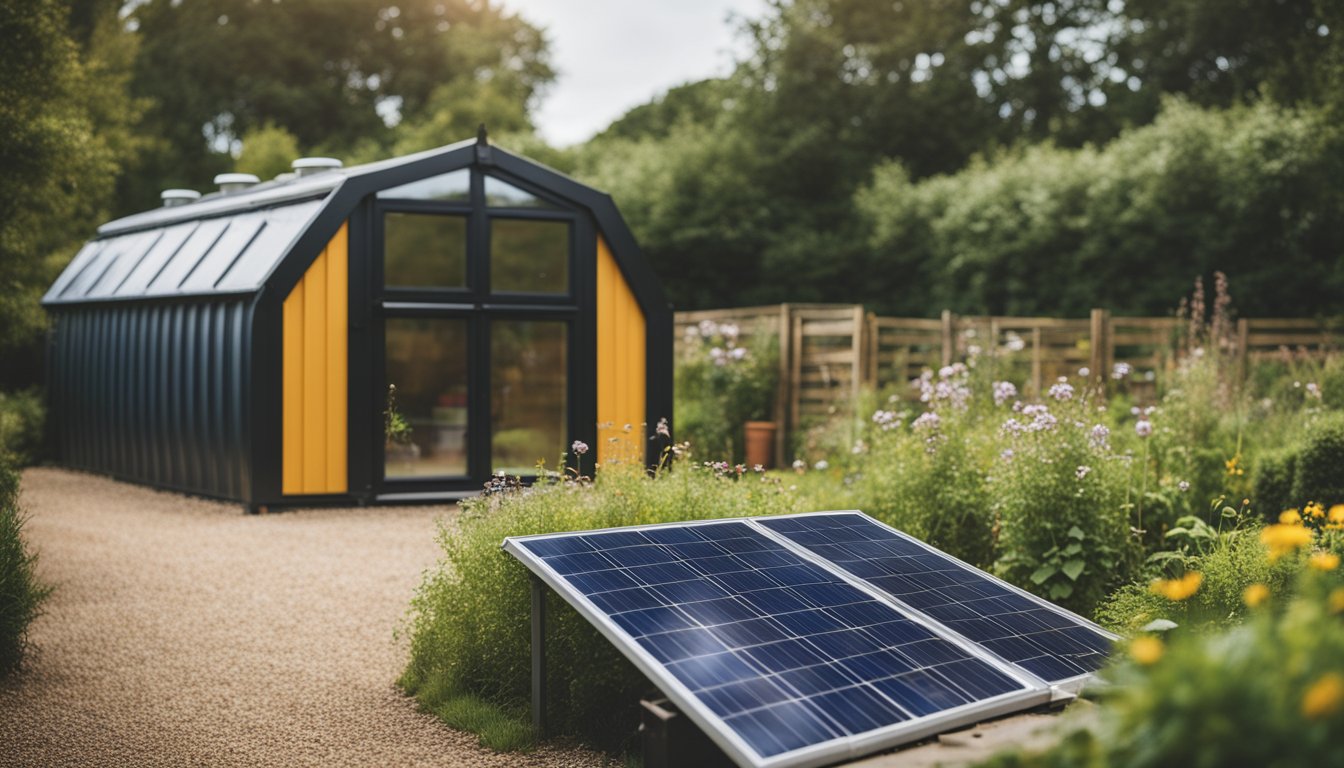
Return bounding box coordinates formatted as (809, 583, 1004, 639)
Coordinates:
(757, 513, 1116, 685)
(505, 517, 1070, 768)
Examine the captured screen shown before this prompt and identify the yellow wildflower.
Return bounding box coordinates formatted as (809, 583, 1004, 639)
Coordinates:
(1306, 501, 1326, 519)
(1309, 552, 1341, 571)
(1281, 509, 1302, 525)
(1330, 587, 1344, 614)
(1130, 636, 1164, 666)
(1329, 505, 1344, 524)
(1261, 523, 1313, 561)
(1302, 673, 1344, 719)
(1243, 583, 1270, 608)
(1225, 456, 1244, 476)
(1150, 571, 1203, 601)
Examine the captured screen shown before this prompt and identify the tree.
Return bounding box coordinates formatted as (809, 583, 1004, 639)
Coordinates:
(0, 1, 144, 389)
(125, 0, 553, 213)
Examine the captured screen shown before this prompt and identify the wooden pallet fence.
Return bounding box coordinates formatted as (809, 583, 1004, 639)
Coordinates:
(676, 304, 1344, 462)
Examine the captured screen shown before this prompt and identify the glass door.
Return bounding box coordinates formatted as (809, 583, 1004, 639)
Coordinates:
(373, 167, 584, 493)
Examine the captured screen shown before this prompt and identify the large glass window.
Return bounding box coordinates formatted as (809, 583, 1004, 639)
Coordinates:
(377, 169, 470, 202)
(484, 176, 560, 209)
(491, 218, 569, 294)
(384, 318, 469, 478)
(384, 213, 467, 288)
(491, 320, 567, 474)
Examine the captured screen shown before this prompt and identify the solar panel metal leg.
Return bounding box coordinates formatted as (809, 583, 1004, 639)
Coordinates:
(531, 574, 547, 738)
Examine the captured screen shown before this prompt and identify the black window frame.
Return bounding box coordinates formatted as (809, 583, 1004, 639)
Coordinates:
(367, 166, 595, 495)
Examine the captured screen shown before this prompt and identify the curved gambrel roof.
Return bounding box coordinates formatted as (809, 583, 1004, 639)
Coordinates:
(43, 137, 668, 322)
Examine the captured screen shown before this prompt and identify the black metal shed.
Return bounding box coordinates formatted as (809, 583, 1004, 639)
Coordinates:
(43, 135, 672, 510)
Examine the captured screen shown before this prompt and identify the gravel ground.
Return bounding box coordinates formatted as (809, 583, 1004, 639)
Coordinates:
(0, 468, 610, 768)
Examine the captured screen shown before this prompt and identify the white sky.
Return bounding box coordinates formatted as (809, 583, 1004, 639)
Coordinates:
(503, 0, 770, 146)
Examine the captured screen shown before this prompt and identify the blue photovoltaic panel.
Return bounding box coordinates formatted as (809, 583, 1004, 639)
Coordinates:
(758, 514, 1114, 684)
(509, 520, 1038, 767)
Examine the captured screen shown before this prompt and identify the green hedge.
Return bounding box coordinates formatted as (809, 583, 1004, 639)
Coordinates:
(0, 457, 47, 676)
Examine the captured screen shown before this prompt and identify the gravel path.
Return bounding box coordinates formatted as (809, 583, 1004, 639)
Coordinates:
(0, 468, 609, 768)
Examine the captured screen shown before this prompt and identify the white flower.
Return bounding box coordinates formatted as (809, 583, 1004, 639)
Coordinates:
(571, 440, 589, 456)
(912, 412, 941, 432)
(1135, 419, 1153, 438)
(992, 381, 1017, 406)
(1178, 480, 1190, 492)
(1112, 362, 1132, 380)
(1048, 382, 1075, 401)
(1089, 424, 1110, 451)
(730, 346, 748, 360)
(813, 460, 829, 471)
(1000, 448, 1014, 461)
(1078, 367, 1090, 378)
(791, 459, 806, 471)
(1076, 465, 1091, 480)
(1306, 382, 1322, 400)
(719, 323, 739, 340)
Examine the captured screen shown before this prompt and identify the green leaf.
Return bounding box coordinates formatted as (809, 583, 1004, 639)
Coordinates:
(1049, 582, 1074, 600)
(1067, 526, 1085, 540)
(1222, 507, 1239, 518)
(1030, 565, 1057, 584)
(1063, 542, 1083, 556)
(1061, 559, 1085, 581)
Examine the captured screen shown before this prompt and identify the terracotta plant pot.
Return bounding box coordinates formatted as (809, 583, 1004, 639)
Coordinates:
(744, 421, 777, 470)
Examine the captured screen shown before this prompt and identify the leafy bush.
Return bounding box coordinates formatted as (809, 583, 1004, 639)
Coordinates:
(992, 391, 1136, 616)
(399, 458, 800, 752)
(1292, 412, 1344, 509)
(1, 457, 48, 676)
(982, 566, 1344, 768)
(0, 389, 45, 467)
(1094, 517, 1297, 633)
(1252, 449, 1298, 521)
(857, 100, 1344, 318)
(674, 320, 779, 463)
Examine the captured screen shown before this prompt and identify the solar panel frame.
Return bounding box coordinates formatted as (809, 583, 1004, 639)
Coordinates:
(758, 511, 1121, 692)
(504, 517, 1060, 768)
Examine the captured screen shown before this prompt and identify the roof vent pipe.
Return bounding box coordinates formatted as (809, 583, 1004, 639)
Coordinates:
(213, 173, 260, 193)
(291, 157, 343, 177)
(160, 189, 201, 208)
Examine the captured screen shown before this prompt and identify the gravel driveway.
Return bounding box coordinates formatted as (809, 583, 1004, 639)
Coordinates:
(0, 468, 609, 768)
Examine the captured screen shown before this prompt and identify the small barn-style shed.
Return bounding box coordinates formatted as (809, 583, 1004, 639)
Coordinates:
(43, 134, 671, 510)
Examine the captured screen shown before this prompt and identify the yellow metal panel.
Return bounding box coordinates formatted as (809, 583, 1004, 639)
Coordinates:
(302, 247, 328, 490)
(282, 223, 349, 495)
(596, 236, 646, 465)
(325, 224, 348, 492)
(281, 279, 305, 495)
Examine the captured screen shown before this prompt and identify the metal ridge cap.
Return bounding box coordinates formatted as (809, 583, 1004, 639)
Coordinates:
(98, 178, 340, 236)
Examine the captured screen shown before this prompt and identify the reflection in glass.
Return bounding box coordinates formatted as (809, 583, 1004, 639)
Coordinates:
(491, 321, 566, 474)
(385, 318, 469, 478)
(377, 169, 470, 201)
(490, 218, 568, 294)
(484, 176, 559, 209)
(384, 213, 467, 288)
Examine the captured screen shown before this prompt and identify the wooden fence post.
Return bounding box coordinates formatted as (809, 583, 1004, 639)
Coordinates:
(1236, 318, 1250, 382)
(850, 305, 866, 406)
(1031, 327, 1043, 395)
(1089, 308, 1109, 392)
(790, 312, 803, 438)
(866, 312, 878, 387)
(775, 304, 791, 468)
(940, 310, 954, 367)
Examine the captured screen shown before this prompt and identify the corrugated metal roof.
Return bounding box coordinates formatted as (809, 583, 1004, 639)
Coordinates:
(43, 198, 324, 305)
(45, 139, 479, 306)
